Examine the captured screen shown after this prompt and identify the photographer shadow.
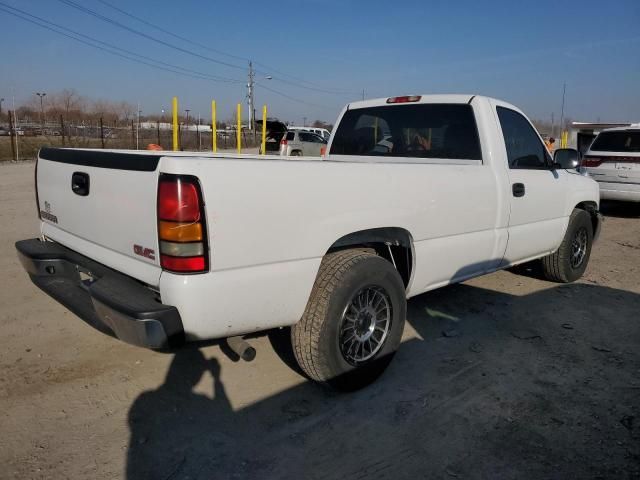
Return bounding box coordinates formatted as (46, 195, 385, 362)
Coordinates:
(126, 277, 640, 479)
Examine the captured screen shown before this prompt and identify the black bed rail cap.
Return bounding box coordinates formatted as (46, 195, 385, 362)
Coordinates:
(39, 147, 162, 172)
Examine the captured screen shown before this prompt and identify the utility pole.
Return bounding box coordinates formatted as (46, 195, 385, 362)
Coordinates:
(551, 112, 555, 138)
(0, 98, 4, 118)
(197, 113, 201, 151)
(36, 92, 46, 134)
(247, 61, 255, 132)
(136, 103, 141, 150)
(185, 109, 190, 149)
(303, 117, 307, 127)
(362, 89, 365, 101)
(559, 82, 566, 137)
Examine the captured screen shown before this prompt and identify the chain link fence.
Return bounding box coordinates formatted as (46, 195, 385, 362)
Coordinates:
(1, 115, 263, 161)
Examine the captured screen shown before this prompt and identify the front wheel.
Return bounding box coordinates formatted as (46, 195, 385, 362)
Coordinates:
(291, 249, 406, 390)
(541, 209, 593, 283)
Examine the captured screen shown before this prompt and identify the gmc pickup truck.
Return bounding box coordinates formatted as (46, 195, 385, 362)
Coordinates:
(16, 94, 602, 389)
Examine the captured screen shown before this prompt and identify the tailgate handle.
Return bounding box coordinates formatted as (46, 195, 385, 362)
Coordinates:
(71, 172, 90, 196)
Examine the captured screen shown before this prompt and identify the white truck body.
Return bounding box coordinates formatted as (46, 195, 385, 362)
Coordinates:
(18, 94, 601, 357)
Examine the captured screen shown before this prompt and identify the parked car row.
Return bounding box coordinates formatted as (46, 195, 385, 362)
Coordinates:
(0, 127, 24, 136)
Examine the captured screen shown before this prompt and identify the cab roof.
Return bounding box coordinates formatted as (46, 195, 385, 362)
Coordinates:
(347, 94, 480, 110)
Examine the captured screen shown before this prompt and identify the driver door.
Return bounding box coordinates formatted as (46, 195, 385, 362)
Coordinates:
(492, 103, 568, 264)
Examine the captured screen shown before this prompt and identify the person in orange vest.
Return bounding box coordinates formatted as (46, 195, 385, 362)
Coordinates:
(545, 137, 556, 153)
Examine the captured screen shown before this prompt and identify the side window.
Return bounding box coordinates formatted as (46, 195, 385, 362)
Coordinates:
(299, 132, 315, 142)
(497, 107, 550, 169)
(286, 131, 295, 141)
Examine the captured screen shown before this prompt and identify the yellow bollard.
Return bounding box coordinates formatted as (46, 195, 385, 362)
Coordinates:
(261, 105, 267, 155)
(236, 103, 241, 153)
(211, 100, 217, 153)
(172, 96, 179, 151)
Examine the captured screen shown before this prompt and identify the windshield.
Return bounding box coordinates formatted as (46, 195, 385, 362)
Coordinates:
(590, 131, 640, 152)
(330, 104, 481, 160)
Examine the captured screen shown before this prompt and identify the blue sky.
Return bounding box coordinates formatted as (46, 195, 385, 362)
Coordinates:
(1, 0, 639, 124)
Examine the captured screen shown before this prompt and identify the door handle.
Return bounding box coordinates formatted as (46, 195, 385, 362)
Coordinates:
(71, 172, 90, 196)
(512, 183, 525, 197)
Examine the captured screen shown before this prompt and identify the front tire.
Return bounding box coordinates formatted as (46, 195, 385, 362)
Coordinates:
(541, 209, 593, 283)
(291, 249, 406, 390)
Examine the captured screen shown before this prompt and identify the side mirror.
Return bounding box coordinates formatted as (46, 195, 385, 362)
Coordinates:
(553, 148, 581, 169)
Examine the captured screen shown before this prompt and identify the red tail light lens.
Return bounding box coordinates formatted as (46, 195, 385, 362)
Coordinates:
(158, 181, 201, 222)
(583, 156, 603, 167)
(159, 255, 206, 272)
(280, 139, 288, 145)
(157, 174, 208, 273)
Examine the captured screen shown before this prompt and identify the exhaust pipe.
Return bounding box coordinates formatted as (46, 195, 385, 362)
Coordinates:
(226, 336, 256, 362)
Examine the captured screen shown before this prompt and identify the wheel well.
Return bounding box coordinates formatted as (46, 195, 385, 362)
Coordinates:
(327, 227, 414, 288)
(575, 201, 600, 234)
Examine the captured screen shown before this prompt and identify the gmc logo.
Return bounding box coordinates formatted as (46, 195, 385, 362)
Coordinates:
(133, 244, 155, 261)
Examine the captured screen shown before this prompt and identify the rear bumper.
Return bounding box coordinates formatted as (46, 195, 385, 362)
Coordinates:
(15, 238, 184, 349)
(596, 181, 640, 202)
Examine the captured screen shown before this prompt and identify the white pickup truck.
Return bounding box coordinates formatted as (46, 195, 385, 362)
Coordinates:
(17, 94, 602, 389)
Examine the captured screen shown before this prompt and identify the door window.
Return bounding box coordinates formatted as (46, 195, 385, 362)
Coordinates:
(497, 107, 551, 169)
(299, 132, 319, 143)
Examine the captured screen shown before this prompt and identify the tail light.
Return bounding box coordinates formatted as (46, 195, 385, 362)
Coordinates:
(582, 156, 603, 167)
(35, 156, 41, 219)
(157, 174, 208, 273)
(386, 95, 421, 104)
(320, 146, 327, 156)
(280, 139, 288, 146)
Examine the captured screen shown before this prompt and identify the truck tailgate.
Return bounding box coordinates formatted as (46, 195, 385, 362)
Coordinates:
(36, 148, 162, 286)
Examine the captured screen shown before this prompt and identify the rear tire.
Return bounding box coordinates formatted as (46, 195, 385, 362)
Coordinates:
(541, 209, 593, 283)
(290, 150, 302, 156)
(291, 249, 406, 390)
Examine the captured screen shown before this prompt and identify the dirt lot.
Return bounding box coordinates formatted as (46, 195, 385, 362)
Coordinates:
(1, 160, 639, 479)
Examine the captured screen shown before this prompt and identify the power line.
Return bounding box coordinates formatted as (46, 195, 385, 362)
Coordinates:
(79, 0, 358, 95)
(0, 1, 349, 111)
(95, 0, 249, 64)
(0, 3, 243, 85)
(256, 82, 336, 110)
(56, 0, 249, 72)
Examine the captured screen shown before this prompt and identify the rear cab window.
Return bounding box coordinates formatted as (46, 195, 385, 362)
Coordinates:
(329, 103, 482, 162)
(286, 132, 295, 141)
(590, 131, 640, 152)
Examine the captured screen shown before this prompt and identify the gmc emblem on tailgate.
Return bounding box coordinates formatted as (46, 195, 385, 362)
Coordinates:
(133, 244, 155, 261)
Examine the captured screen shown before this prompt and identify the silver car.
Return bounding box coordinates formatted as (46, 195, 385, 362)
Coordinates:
(583, 126, 640, 202)
(279, 130, 327, 157)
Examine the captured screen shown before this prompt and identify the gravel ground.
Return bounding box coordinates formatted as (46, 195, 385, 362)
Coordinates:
(1, 161, 638, 479)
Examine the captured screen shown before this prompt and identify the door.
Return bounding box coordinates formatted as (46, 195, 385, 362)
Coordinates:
(298, 131, 324, 156)
(494, 105, 568, 264)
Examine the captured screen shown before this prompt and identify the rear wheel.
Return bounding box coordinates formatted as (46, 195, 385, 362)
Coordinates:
(290, 150, 302, 156)
(291, 249, 406, 390)
(541, 209, 593, 283)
